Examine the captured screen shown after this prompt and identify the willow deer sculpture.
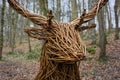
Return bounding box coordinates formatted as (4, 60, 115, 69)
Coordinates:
(8, 0, 108, 80)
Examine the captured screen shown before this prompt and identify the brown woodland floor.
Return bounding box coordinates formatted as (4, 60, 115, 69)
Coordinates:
(80, 39, 120, 80)
(0, 39, 120, 80)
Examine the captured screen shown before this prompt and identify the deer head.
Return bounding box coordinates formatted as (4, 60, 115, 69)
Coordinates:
(8, 0, 108, 63)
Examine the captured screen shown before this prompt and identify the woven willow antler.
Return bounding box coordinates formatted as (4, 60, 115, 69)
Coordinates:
(71, 0, 108, 26)
(8, 0, 108, 80)
(8, 0, 48, 26)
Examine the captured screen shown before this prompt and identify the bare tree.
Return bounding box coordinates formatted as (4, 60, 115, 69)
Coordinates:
(87, 0, 97, 44)
(26, 0, 32, 52)
(98, 8, 106, 59)
(71, 0, 78, 20)
(0, 0, 6, 60)
(106, 3, 112, 33)
(39, 0, 48, 16)
(9, 8, 18, 52)
(56, 0, 61, 21)
(114, 0, 120, 40)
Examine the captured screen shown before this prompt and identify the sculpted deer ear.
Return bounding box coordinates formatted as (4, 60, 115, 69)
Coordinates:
(24, 27, 49, 40)
(70, 0, 108, 27)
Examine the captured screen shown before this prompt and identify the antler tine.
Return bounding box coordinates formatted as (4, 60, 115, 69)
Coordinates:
(77, 24, 96, 31)
(7, 0, 48, 26)
(70, 0, 109, 26)
(47, 10, 54, 25)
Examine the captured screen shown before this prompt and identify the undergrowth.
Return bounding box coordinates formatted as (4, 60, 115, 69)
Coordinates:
(86, 47, 96, 55)
(83, 57, 93, 61)
(26, 51, 40, 60)
(6, 50, 40, 61)
(97, 56, 110, 64)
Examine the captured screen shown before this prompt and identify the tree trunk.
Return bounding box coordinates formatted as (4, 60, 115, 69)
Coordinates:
(39, 0, 48, 16)
(106, 3, 112, 33)
(28, 36, 31, 52)
(98, 8, 106, 59)
(114, 0, 119, 40)
(77, 0, 81, 15)
(82, 0, 85, 9)
(11, 11, 18, 52)
(67, 0, 71, 21)
(56, 0, 61, 21)
(88, 0, 96, 44)
(0, 0, 6, 60)
(71, 0, 78, 20)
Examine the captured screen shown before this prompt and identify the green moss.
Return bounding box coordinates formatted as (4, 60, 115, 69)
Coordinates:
(86, 47, 96, 55)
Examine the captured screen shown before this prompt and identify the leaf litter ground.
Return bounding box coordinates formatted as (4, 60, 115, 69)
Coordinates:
(0, 39, 120, 80)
